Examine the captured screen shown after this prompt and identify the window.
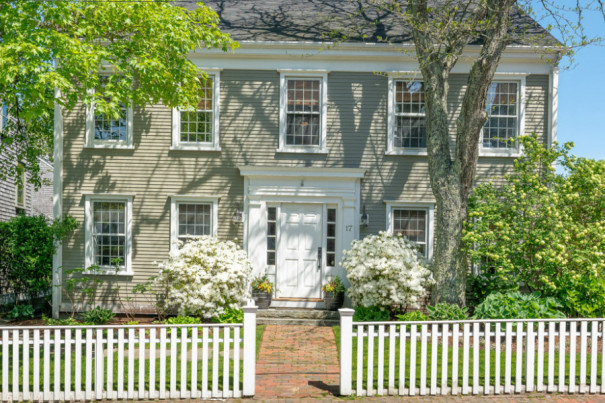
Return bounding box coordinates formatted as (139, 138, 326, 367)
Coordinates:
(85, 76, 133, 148)
(170, 196, 218, 249)
(387, 202, 434, 259)
(1, 103, 7, 130)
(266, 207, 277, 265)
(172, 72, 221, 151)
(85, 195, 133, 274)
(480, 77, 525, 156)
(326, 208, 336, 267)
(278, 71, 328, 153)
(387, 76, 427, 155)
(14, 171, 26, 210)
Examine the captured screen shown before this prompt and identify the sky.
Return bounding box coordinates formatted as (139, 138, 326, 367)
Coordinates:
(555, 10, 605, 161)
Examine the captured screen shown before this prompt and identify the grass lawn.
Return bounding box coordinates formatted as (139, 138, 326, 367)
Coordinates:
(1, 325, 266, 393)
(333, 325, 602, 391)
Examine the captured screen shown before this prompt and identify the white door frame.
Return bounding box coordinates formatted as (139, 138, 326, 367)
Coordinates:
(239, 166, 365, 309)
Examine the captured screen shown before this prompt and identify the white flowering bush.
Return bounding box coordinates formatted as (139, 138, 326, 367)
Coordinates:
(154, 236, 252, 319)
(342, 231, 433, 310)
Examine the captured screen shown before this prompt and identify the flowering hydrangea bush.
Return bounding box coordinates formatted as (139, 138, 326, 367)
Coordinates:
(342, 231, 433, 310)
(154, 236, 252, 319)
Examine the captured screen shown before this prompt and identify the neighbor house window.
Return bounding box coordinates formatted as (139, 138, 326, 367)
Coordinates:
(14, 171, 26, 211)
(387, 77, 427, 154)
(170, 196, 218, 249)
(85, 195, 133, 274)
(278, 71, 328, 153)
(85, 76, 133, 148)
(387, 202, 435, 259)
(172, 72, 221, 151)
(266, 207, 277, 265)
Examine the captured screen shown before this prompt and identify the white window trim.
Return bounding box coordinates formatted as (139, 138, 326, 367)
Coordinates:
(84, 194, 133, 275)
(85, 92, 134, 149)
(386, 73, 428, 156)
(479, 74, 526, 157)
(277, 70, 328, 154)
(385, 201, 435, 261)
(171, 70, 221, 151)
(170, 195, 219, 251)
(14, 171, 26, 209)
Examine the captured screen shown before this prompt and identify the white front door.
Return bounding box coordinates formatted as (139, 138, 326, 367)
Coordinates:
(277, 204, 323, 299)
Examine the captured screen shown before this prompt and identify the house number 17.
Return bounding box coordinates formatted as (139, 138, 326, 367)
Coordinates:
(346, 225, 353, 232)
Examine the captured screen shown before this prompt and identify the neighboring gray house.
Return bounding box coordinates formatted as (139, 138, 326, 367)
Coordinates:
(53, 1, 560, 313)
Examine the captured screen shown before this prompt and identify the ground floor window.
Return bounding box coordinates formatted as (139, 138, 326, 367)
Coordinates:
(387, 202, 434, 259)
(266, 206, 277, 265)
(326, 207, 336, 267)
(170, 196, 218, 249)
(85, 195, 133, 273)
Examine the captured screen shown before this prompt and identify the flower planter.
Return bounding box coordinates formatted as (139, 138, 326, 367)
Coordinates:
(252, 290, 272, 309)
(323, 291, 344, 311)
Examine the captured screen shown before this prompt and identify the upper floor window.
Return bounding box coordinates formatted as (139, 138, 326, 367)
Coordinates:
(85, 76, 133, 149)
(172, 72, 221, 151)
(480, 77, 525, 156)
(278, 71, 328, 153)
(84, 195, 133, 274)
(387, 77, 427, 155)
(169, 196, 218, 250)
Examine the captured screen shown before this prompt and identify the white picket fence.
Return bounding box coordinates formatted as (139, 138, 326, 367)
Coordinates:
(0, 304, 258, 401)
(339, 309, 605, 397)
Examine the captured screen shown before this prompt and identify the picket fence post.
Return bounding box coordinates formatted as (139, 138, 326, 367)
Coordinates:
(242, 299, 258, 397)
(339, 308, 355, 396)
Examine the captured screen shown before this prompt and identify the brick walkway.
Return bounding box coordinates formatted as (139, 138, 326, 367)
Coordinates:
(255, 325, 340, 399)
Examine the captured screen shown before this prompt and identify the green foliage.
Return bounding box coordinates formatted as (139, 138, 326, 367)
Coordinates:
(212, 308, 244, 324)
(125, 320, 140, 326)
(395, 311, 428, 322)
(80, 306, 115, 325)
(41, 314, 80, 326)
(163, 315, 202, 326)
(251, 274, 273, 294)
(353, 305, 391, 322)
(7, 304, 35, 321)
(0, 1, 237, 183)
(0, 215, 77, 303)
(427, 303, 469, 321)
(322, 276, 345, 294)
(464, 135, 605, 317)
(473, 292, 566, 320)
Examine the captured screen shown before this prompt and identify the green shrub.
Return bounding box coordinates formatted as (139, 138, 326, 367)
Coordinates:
(395, 310, 428, 322)
(0, 215, 76, 303)
(427, 303, 469, 321)
(81, 306, 115, 325)
(473, 291, 566, 320)
(41, 314, 80, 326)
(212, 308, 243, 324)
(353, 305, 390, 322)
(7, 304, 35, 320)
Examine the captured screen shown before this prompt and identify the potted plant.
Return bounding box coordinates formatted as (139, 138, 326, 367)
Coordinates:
(322, 276, 345, 311)
(251, 274, 274, 309)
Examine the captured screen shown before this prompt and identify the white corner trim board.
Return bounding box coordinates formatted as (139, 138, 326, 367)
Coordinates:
(52, 88, 63, 319)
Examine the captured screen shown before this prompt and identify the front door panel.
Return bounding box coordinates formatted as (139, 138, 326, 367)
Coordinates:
(277, 204, 322, 298)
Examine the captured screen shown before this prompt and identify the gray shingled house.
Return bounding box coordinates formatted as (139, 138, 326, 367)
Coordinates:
(53, 1, 560, 313)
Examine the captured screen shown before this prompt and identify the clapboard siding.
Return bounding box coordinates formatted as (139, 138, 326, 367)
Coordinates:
(60, 71, 549, 308)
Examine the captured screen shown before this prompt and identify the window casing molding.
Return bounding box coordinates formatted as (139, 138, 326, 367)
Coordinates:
(171, 71, 221, 151)
(385, 201, 435, 261)
(84, 194, 133, 275)
(15, 171, 26, 209)
(169, 195, 219, 251)
(277, 71, 328, 154)
(85, 90, 134, 149)
(387, 73, 427, 156)
(479, 74, 526, 157)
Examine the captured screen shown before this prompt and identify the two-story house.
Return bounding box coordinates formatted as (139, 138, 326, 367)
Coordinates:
(53, 1, 560, 313)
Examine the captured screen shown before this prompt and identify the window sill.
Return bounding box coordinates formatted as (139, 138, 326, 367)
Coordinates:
(82, 269, 133, 276)
(276, 147, 328, 155)
(170, 145, 221, 152)
(84, 144, 134, 150)
(386, 149, 428, 156)
(479, 148, 521, 158)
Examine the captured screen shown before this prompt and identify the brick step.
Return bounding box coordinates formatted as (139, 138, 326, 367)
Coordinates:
(256, 308, 340, 320)
(257, 317, 340, 326)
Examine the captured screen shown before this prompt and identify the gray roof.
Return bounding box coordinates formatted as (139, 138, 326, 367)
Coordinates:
(176, 0, 560, 46)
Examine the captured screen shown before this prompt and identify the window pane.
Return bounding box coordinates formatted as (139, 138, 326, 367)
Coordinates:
(483, 82, 518, 149)
(286, 114, 320, 146)
(394, 81, 426, 148)
(393, 209, 427, 256)
(286, 79, 321, 147)
(178, 203, 211, 237)
(94, 103, 127, 141)
(267, 207, 277, 265)
(92, 201, 126, 267)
